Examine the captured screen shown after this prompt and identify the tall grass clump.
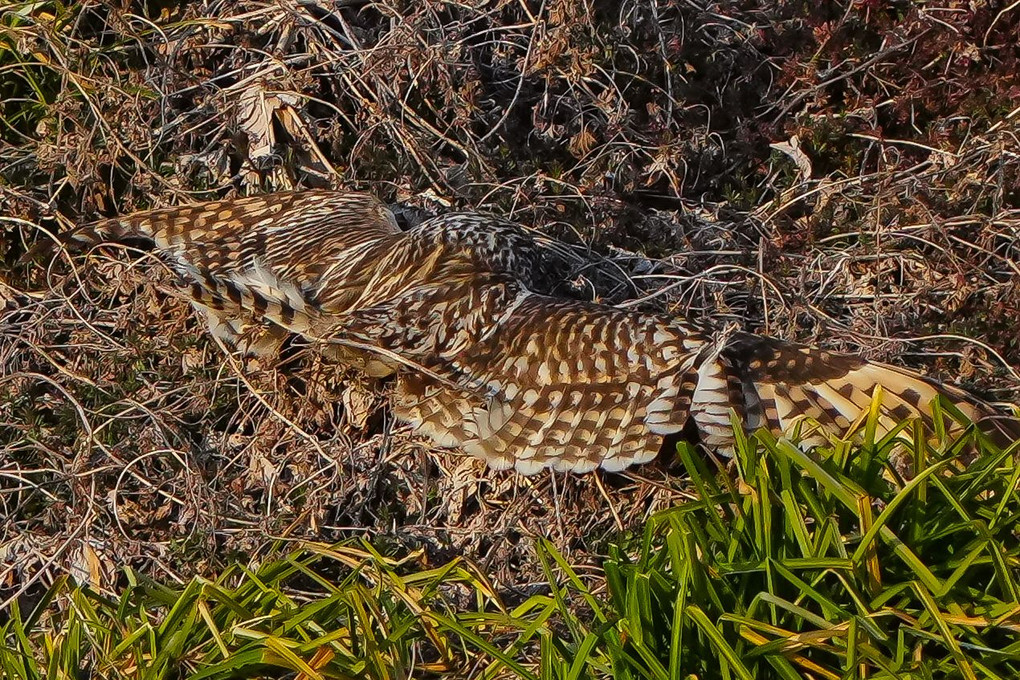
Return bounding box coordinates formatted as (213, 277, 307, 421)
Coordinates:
(538, 406, 1020, 679)
(0, 544, 539, 680)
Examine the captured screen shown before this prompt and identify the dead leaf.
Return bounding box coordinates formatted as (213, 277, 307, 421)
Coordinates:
(68, 540, 114, 590)
(235, 83, 301, 166)
(343, 384, 374, 430)
(770, 135, 813, 182)
(274, 104, 333, 180)
(568, 125, 596, 158)
(442, 457, 487, 524)
(249, 449, 278, 489)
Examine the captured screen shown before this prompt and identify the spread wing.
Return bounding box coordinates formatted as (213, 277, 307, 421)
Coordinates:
(330, 276, 708, 473)
(332, 277, 1018, 474)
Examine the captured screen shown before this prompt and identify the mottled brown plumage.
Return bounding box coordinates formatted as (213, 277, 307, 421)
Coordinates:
(63, 190, 1018, 473)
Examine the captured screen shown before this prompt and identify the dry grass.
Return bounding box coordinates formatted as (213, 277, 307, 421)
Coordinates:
(2, 0, 1019, 621)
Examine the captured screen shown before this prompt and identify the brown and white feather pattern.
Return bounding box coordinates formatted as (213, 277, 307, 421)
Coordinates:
(64, 190, 1019, 473)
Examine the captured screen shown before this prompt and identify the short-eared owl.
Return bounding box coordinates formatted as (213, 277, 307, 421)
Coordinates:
(58, 190, 1018, 473)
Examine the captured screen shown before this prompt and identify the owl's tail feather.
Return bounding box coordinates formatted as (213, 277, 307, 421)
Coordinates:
(703, 334, 1020, 452)
(46, 208, 203, 254)
(63, 216, 147, 246)
(21, 216, 138, 264)
(43, 191, 401, 258)
(51, 195, 294, 251)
